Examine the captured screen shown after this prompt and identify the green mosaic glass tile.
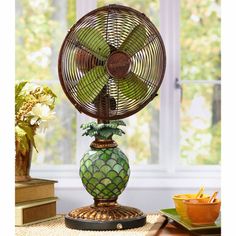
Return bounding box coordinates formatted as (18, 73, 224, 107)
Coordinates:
(92, 188, 100, 195)
(80, 165, 87, 173)
(113, 188, 121, 195)
(118, 182, 125, 190)
(107, 170, 118, 179)
(124, 163, 129, 171)
(119, 170, 127, 178)
(114, 148, 119, 154)
(101, 178, 112, 185)
(82, 153, 90, 162)
(113, 176, 123, 185)
(80, 147, 130, 199)
(116, 158, 122, 165)
(106, 159, 117, 168)
(102, 188, 111, 196)
(87, 165, 94, 173)
(82, 177, 88, 185)
(100, 153, 110, 161)
(105, 149, 112, 155)
(83, 171, 92, 179)
(124, 176, 129, 182)
(84, 159, 92, 168)
(89, 150, 99, 156)
(96, 183, 105, 191)
(94, 159, 104, 168)
(107, 183, 116, 191)
(93, 165, 99, 172)
(94, 171, 105, 179)
(88, 177, 99, 186)
(87, 183, 94, 190)
(113, 164, 123, 173)
(100, 165, 110, 173)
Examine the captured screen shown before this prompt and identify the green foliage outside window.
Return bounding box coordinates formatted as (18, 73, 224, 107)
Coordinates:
(180, 0, 221, 165)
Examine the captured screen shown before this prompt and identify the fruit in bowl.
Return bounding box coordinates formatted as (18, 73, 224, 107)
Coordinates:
(173, 193, 210, 220)
(183, 198, 221, 225)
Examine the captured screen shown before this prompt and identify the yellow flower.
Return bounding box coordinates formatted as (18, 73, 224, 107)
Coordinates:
(23, 83, 42, 94)
(38, 94, 54, 106)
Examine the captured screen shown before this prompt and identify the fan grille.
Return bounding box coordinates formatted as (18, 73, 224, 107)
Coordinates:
(58, 4, 166, 120)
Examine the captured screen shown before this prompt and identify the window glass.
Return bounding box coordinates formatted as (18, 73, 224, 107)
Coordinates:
(180, 0, 221, 81)
(97, 0, 160, 164)
(98, 0, 159, 26)
(180, 84, 221, 165)
(16, 0, 77, 164)
(180, 0, 221, 165)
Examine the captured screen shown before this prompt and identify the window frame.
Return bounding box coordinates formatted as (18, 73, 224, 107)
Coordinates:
(31, 0, 221, 189)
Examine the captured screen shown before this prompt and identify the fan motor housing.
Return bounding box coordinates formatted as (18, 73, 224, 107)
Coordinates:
(106, 51, 131, 79)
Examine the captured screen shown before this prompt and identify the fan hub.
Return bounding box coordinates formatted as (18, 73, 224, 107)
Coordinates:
(106, 51, 131, 79)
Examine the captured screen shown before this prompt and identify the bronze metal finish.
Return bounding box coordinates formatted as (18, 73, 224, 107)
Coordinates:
(68, 199, 144, 221)
(65, 198, 146, 230)
(106, 51, 131, 79)
(90, 138, 118, 149)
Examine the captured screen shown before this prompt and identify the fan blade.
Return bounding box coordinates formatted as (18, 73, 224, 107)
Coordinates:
(75, 48, 99, 72)
(77, 66, 109, 103)
(119, 24, 146, 56)
(77, 28, 110, 60)
(118, 73, 148, 100)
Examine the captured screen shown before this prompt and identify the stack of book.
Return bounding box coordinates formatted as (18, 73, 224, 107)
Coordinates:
(15, 178, 58, 226)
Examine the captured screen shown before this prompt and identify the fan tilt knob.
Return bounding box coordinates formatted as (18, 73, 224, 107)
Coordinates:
(106, 51, 131, 79)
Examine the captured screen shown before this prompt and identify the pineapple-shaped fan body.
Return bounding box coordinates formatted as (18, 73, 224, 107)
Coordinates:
(80, 147, 130, 199)
(79, 121, 129, 200)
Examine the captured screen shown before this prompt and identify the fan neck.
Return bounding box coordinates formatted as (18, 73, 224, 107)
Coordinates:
(97, 119, 109, 124)
(90, 137, 118, 149)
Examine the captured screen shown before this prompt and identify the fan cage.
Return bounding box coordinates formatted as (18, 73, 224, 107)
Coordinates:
(58, 4, 166, 120)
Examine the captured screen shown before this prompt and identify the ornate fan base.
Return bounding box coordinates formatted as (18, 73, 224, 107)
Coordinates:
(65, 198, 146, 230)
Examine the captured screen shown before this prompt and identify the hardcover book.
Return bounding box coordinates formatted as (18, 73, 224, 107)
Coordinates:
(15, 178, 57, 203)
(15, 197, 57, 226)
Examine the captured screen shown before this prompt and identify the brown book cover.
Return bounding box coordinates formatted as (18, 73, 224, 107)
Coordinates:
(15, 178, 57, 203)
(15, 197, 57, 226)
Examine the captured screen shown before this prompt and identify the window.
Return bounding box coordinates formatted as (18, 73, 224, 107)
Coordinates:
(16, 0, 77, 165)
(179, 0, 221, 165)
(16, 0, 220, 183)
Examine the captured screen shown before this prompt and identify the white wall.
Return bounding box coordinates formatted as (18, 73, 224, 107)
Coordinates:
(55, 186, 220, 214)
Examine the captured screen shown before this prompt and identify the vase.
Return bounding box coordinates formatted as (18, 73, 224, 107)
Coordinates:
(15, 141, 33, 182)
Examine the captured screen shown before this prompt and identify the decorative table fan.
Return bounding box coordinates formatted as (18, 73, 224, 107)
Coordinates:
(58, 4, 166, 230)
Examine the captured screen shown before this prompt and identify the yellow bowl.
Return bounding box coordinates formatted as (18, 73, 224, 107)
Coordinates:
(183, 198, 221, 225)
(173, 194, 210, 220)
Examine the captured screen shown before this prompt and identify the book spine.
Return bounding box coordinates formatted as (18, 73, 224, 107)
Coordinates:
(15, 200, 57, 226)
